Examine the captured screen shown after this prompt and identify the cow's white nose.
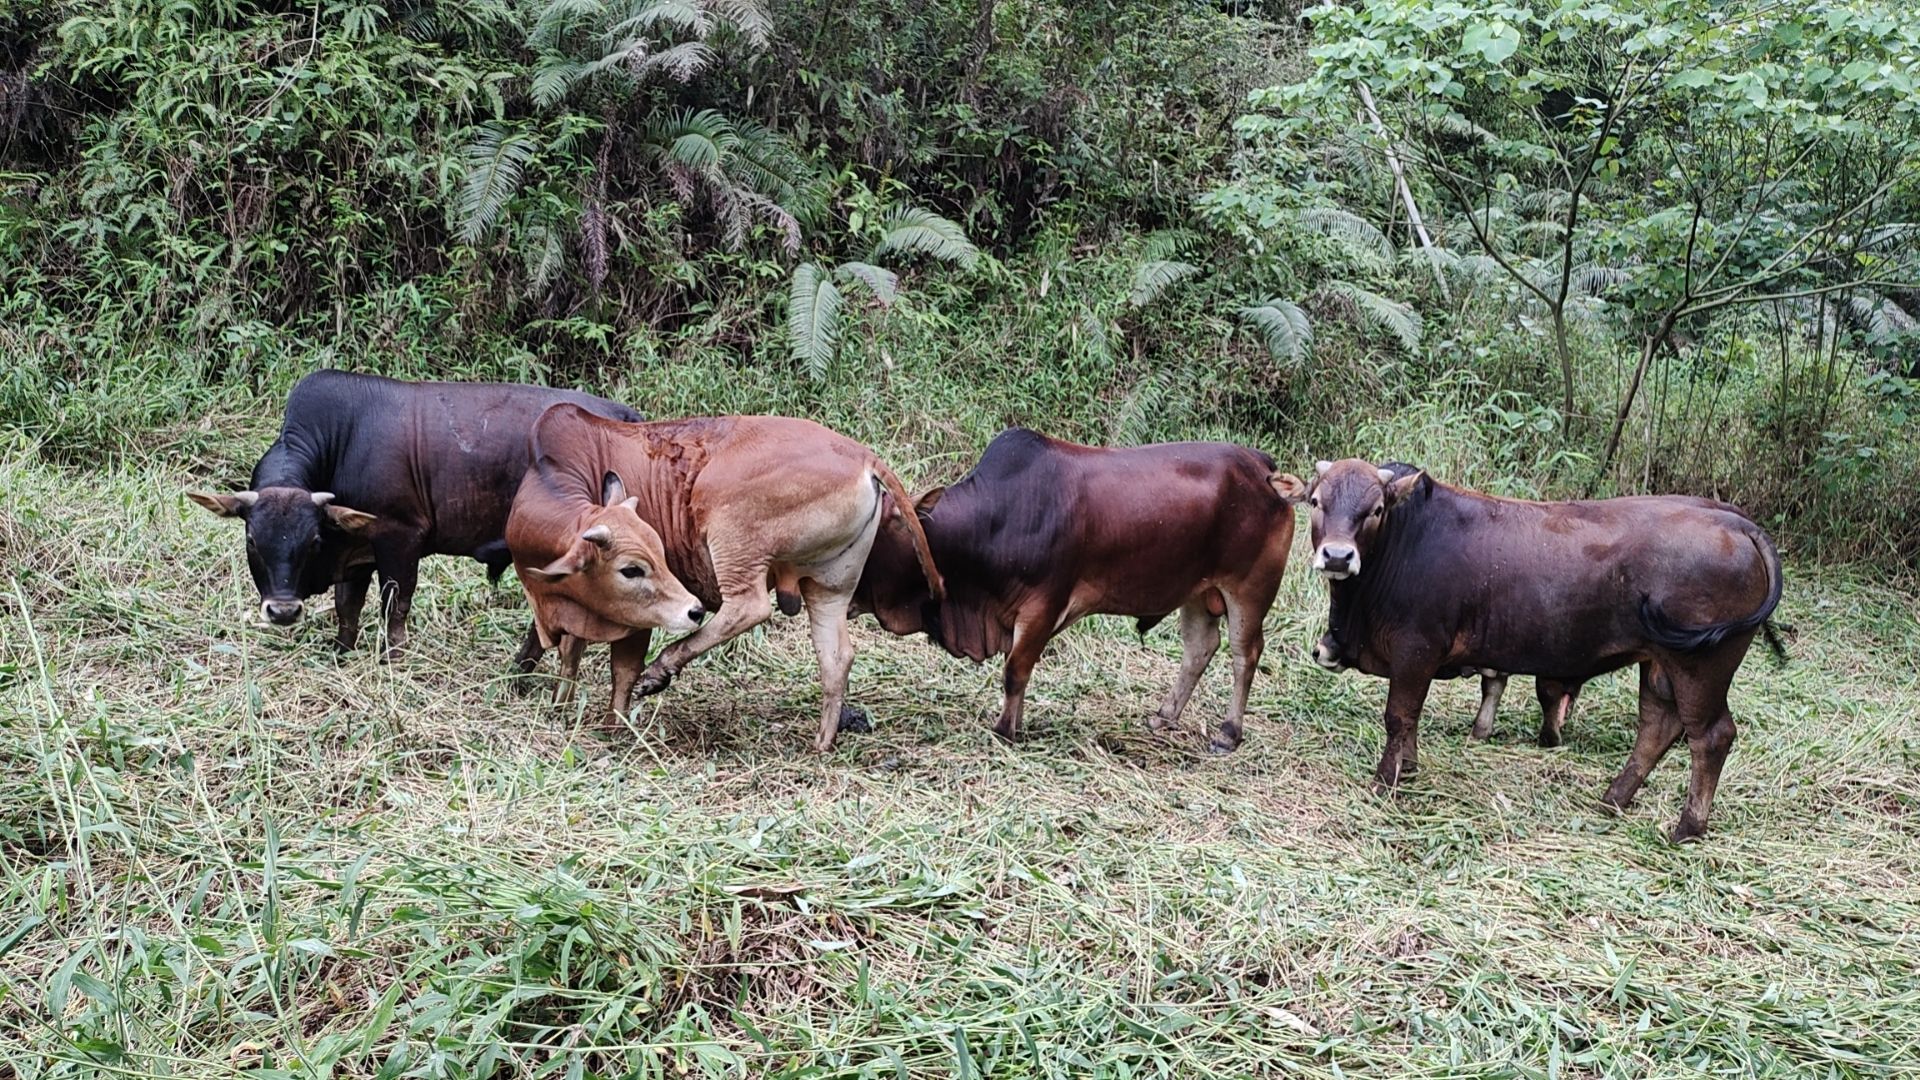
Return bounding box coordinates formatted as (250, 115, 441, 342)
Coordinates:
(1314, 544, 1359, 579)
(263, 599, 304, 625)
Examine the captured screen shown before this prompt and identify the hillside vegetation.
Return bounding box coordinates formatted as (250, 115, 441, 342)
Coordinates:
(3, 0, 1919, 1076)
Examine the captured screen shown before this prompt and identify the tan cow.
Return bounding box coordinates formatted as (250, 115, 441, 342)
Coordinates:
(507, 405, 942, 749)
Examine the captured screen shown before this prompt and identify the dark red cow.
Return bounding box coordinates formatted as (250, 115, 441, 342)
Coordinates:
(855, 428, 1306, 750)
(1303, 457, 1783, 841)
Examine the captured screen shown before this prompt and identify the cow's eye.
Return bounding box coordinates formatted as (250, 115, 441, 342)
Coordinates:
(1371, 506, 1385, 518)
(619, 565, 648, 580)
(1308, 497, 1320, 509)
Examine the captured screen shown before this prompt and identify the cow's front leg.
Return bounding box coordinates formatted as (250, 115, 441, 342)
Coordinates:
(1374, 675, 1432, 790)
(333, 566, 373, 652)
(552, 633, 587, 707)
(637, 583, 772, 697)
(608, 630, 653, 721)
(371, 538, 424, 662)
(510, 621, 544, 677)
(994, 611, 1058, 741)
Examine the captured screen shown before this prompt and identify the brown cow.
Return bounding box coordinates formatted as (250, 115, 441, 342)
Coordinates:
(507, 405, 942, 749)
(1304, 458, 1783, 842)
(854, 428, 1307, 750)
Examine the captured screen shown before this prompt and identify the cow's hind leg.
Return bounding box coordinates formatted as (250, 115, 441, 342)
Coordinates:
(1147, 599, 1220, 737)
(1669, 663, 1742, 844)
(1536, 678, 1577, 748)
(801, 584, 857, 752)
(1603, 662, 1683, 812)
(333, 565, 373, 652)
(1469, 673, 1507, 740)
(1213, 588, 1272, 752)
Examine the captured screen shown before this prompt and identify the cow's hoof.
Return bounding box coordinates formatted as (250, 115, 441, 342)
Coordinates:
(1146, 711, 1175, 734)
(636, 669, 674, 697)
(837, 705, 873, 734)
(1600, 786, 1635, 813)
(1668, 814, 1708, 844)
(1537, 727, 1564, 749)
(1207, 735, 1242, 754)
(991, 723, 1018, 743)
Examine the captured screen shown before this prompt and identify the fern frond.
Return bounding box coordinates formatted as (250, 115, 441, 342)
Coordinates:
(528, 0, 606, 51)
(524, 222, 567, 295)
(1570, 263, 1632, 297)
(871, 207, 979, 270)
(1299, 207, 1393, 264)
(1849, 291, 1920, 346)
(834, 261, 899, 305)
(722, 117, 810, 209)
(1127, 260, 1199, 308)
(705, 0, 771, 47)
(1320, 281, 1422, 352)
(457, 124, 537, 244)
(529, 57, 588, 108)
(629, 40, 716, 82)
(1514, 188, 1572, 217)
(608, 0, 711, 39)
(1238, 298, 1314, 366)
(1141, 228, 1203, 261)
(788, 262, 844, 379)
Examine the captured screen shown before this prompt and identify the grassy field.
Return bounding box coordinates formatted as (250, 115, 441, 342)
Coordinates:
(3, 443, 1919, 1080)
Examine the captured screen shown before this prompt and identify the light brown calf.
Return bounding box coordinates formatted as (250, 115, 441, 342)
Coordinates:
(507, 405, 942, 749)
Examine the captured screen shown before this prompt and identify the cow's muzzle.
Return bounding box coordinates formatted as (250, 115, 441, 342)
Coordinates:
(1311, 634, 1346, 671)
(664, 604, 707, 635)
(262, 599, 304, 626)
(1313, 543, 1359, 580)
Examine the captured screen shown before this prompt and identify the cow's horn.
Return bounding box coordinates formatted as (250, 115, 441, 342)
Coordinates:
(1377, 469, 1395, 485)
(1315, 460, 1333, 476)
(581, 525, 613, 548)
(233, 491, 260, 507)
(310, 491, 335, 506)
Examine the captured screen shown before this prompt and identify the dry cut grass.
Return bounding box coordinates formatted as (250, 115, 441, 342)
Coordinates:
(3, 448, 1918, 1078)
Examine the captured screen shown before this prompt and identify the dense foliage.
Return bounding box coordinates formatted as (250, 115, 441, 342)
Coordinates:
(3, 0, 1917, 560)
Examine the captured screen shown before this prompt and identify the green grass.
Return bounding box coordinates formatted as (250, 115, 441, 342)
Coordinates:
(3, 442, 1918, 1080)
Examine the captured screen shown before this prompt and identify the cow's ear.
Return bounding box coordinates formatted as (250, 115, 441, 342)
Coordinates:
(528, 527, 612, 581)
(324, 504, 379, 533)
(913, 486, 945, 517)
(189, 491, 257, 518)
(1272, 473, 1308, 504)
(1384, 470, 1425, 505)
(601, 471, 626, 506)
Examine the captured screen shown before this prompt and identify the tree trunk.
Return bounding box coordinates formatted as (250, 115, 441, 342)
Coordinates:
(1597, 309, 1680, 488)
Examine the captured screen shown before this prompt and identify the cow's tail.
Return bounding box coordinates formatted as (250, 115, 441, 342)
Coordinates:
(1638, 529, 1785, 660)
(873, 460, 945, 602)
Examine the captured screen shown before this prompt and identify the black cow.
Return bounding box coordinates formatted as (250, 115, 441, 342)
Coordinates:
(190, 370, 639, 662)
(1304, 458, 1783, 842)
